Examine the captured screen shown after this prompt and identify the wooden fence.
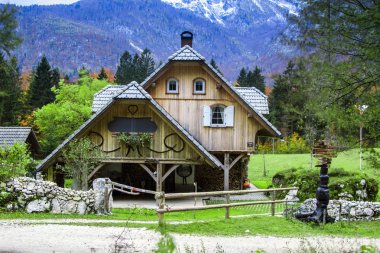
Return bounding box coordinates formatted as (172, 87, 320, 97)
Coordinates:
(155, 187, 298, 225)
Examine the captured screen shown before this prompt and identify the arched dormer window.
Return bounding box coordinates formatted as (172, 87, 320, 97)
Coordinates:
(193, 78, 206, 94)
(166, 78, 179, 94)
(202, 104, 234, 127)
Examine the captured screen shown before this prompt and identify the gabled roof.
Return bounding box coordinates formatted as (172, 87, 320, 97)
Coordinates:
(168, 45, 205, 61)
(140, 46, 281, 137)
(92, 85, 126, 113)
(235, 87, 269, 115)
(36, 82, 223, 172)
(0, 127, 39, 149)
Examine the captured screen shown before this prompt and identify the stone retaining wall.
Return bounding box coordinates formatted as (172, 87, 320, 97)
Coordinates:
(2, 177, 96, 214)
(295, 198, 380, 221)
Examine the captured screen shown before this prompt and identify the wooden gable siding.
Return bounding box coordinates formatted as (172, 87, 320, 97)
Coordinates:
(81, 100, 201, 161)
(147, 63, 263, 152)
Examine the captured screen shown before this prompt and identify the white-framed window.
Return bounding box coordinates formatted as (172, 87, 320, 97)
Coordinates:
(211, 105, 225, 126)
(166, 78, 179, 94)
(193, 78, 205, 94)
(203, 105, 234, 127)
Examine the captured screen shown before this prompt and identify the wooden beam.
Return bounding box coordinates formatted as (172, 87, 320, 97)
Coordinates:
(157, 200, 289, 213)
(162, 164, 180, 183)
(88, 163, 105, 180)
(161, 187, 298, 199)
(102, 158, 203, 165)
(229, 154, 245, 170)
(139, 164, 157, 182)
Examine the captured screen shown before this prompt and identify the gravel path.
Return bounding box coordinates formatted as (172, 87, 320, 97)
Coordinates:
(0, 222, 379, 253)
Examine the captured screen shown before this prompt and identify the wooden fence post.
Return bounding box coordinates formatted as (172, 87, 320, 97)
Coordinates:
(271, 189, 276, 216)
(158, 192, 165, 226)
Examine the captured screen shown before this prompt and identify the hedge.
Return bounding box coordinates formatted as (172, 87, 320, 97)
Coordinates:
(271, 167, 379, 201)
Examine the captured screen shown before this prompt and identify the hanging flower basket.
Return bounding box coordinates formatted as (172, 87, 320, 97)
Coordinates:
(118, 132, 153, 149)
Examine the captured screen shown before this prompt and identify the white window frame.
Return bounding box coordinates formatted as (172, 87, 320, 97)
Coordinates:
(203, 105, 234, 127)
(210, 105, 226, 127)
(166, 78, 179, 94)
(193, 78, 206, 94)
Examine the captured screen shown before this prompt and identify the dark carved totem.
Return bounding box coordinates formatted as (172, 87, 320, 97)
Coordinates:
(296, 140, 336, 224)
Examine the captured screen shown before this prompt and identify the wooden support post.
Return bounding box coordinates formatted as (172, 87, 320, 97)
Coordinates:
(156, 163, 164, 226)
(271, 189, 276, 216)
(156, 163, 163, 205)
(224, 153, 230, 219)
(104, 186, 109, 213)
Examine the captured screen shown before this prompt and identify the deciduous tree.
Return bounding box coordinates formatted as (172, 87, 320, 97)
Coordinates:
(60, 138, 105, 190)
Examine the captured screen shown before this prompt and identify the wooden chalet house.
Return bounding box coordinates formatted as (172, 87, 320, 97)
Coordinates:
(35, 32, 280, 194)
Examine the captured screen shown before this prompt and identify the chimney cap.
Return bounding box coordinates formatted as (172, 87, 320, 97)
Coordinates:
(181, 31, 193, 38)
(181, 31, 193, 47)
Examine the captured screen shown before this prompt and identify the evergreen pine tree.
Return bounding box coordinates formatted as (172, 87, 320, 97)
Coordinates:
(97, 67, 108, 80)
(115, 51, 132, 84)
(51, 68, 60, 88)
(250, 66, 266, 93)
(0, 53, 21, 125)
(237, 68, 247, 86)
(137, 49, 155, 82)
(0, 4, 22, 56)
(28, 55, 55, 109)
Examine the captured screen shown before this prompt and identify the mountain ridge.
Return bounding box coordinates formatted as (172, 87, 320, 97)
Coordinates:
(10, 0, 297, 81)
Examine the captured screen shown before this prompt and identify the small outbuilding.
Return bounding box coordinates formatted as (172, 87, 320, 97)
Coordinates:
(0, 127, 40, 157)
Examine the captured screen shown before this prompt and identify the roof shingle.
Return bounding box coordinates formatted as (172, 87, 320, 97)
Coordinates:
(235, 87, 269, 115)
(0, 127, 34, 148)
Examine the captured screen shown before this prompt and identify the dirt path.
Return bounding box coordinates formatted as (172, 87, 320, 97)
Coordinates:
(0, 222, 379, 253)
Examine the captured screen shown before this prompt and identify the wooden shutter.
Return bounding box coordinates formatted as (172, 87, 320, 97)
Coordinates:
(225, 106, 234, 127)
(203, 105, 211, 126)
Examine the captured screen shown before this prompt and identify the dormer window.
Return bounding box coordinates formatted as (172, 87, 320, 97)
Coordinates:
(202, 105, 234, 127)
(166, 78, 179, 94)
(193, 78, 205, 94)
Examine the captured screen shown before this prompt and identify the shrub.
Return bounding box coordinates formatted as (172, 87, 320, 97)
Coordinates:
(258, 132, 310, 154)
(0, 143, 34, 182)
(272, 167, 379, 201)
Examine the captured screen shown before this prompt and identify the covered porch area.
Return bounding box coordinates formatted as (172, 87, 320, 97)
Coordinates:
(89, 158, 204, 199)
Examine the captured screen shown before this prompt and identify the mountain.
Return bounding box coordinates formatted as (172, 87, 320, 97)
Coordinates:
(12, 0, 298, 81)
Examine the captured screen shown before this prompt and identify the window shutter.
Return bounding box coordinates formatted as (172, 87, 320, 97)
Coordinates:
(203, 105, 211, 126)
(225, 106, 234, 127)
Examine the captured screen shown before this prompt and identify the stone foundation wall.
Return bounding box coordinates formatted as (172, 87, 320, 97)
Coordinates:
(2, 177, 95, 214)
(296, 198, 380, 221)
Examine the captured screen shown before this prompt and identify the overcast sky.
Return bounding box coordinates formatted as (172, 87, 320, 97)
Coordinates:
(0, 0, 78, 5)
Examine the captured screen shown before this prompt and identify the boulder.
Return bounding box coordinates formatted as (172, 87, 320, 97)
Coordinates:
(26, 198, 50, 213)
(77, 201, 87, 215)
(51, 198, 61, 214)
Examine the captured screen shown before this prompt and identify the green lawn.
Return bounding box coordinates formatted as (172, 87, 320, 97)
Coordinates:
(2, 209, 380, 238)
(0, 204, 291, 221)
(249, 148, 380, 189)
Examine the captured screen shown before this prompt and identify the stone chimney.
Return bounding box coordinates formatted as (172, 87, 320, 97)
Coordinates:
(181, 31, 193, 47)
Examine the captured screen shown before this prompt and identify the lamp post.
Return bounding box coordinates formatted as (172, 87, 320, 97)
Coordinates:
(358, 105, 368, 171)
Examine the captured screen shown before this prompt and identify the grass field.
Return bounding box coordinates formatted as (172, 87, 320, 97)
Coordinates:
(249, 148, 380, 190)
(1, 208, 380, 238)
